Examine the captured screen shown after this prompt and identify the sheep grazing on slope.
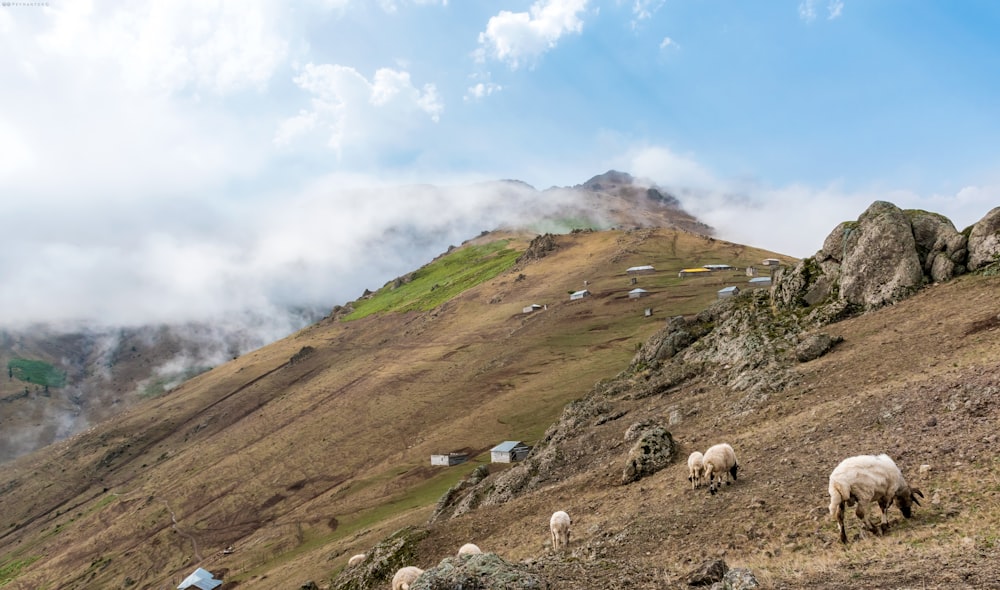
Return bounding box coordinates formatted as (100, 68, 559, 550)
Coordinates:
(687, 451, 706, 490)
(391, 566, 424, 590)
(457, 543, 482, 556)
(549, 510, 572, 552)
(703, 443, 739, 494)
(828, 453, 923, 544)
(347, 553, 366, 567)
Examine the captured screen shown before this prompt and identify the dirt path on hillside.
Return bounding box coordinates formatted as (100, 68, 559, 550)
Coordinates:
(161, 499, 202, 564)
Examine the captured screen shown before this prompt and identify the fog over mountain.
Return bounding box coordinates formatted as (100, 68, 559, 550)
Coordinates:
(3, 169, 994, 338)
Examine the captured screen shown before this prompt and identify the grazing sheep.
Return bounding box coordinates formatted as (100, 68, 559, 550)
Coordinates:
(828, 453, 924, 544)
(703, 443, 739, 495)
(549, 510, 572, 551)
(687, 451, 706, 490)
(391, 566, 424, 590)
(347, 553, 366, 567)
(457, 543, 482, 556)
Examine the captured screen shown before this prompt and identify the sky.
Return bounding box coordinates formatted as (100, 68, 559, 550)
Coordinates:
(1, 0, 999, 330)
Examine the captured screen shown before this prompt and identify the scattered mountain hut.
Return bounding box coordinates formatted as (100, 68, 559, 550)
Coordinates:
(522, 304, 544, 313)
(628, 288, 649, 299)
(717, 286, 740, 299)
(570, 289, 591, 301)
(704, 264, 734, 271)
(178, 568, 222, 590)
(491, 441, 531, 463)
(431, 452, 469, 466)
(748, 277, 772, 287)
(626, 265, 655, 274)
(678, 268, 711, 278)
(762, 258, 781, 267)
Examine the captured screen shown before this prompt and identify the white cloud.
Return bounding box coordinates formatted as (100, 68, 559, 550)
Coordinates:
(659, 36, 677, 50)
(464, 82, 502, 101)
(275, 63, 443, 154)
(37, 0, 289, 96)
(800, 0, 844, 23)
(477, 0, 589, 69)
(828, 0, 844, 20)
(798, 0, 817, 23)
(631, 0, 665, 26)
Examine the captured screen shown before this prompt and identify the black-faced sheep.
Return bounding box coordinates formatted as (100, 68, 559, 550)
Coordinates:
(391, 565, 424, 590)
(828, 453, 923, 544)
(703, 443, 739, 494)
(687, 451, 706, 490)
(549, 510, 571, 551)
(457, 543, 482, 556)
(347, 552, 366, 567)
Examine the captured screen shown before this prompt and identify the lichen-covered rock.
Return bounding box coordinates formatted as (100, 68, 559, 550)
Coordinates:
(839, 201, 924, 309)
(686, 559, 728, 586)
(631, 316, 696, 367)
(710, 567, 760, 590)
(409, 553, 547, 590)
(967, 207, 1000, 271)
(329, 526, 429, 590)
(795, 333, 843, 363)
(621, 425, 676, 484)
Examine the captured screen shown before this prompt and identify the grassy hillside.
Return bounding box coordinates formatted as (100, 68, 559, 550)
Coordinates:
(0, 227, 794, 589)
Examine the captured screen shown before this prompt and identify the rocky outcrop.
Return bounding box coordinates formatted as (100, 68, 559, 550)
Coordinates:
(409, 553, 546, 590)
(329, 527, 429, 590)
(516, 233, 558, 265)
(621, 425, 676, 484)
(774, 201, 982, 313)
(967, 207, 1000, 271)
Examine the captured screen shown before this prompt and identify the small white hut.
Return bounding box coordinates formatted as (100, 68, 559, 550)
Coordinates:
(490, 441, 531, 463)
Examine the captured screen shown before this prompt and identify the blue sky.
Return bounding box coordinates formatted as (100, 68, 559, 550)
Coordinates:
(1, 0, 999, 328)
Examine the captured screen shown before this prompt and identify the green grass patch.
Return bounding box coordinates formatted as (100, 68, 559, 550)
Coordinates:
(6, 358, 65, 388)
(233, 462, 476, 581)
(345, 240, 522, 320)
(0, 556, 40, 587)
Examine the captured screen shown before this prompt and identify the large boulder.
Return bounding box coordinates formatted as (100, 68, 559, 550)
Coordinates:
(967, 207, 1000, 271)
(621, 425, 676, 484)
(907, 210, 967, 281)
(839, 201, 924, 309)
(409, 553, 546, 590)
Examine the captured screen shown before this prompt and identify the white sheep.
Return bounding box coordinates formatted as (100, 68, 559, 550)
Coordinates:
(828, 453, 923, 544)
(703, 443, 739, 495)
(549, 510, 572, 552)
(457, 543, 482, 556)
(687, 451, 706, 490)
(347, 553, 366, 567)
(391, 566, 424, 590)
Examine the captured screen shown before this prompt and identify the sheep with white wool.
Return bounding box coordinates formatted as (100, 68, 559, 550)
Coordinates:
(457, 543, 482, 556)
(687, 451, 706, 490)
(703, 443, 739, 494)
(347, 552, 366, 567)
(549, 510, 572, 552)
(391, 566, 424, 590)
(828, 453, 923, 544)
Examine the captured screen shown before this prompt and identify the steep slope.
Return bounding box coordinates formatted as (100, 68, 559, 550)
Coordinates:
(0, 228, 784, 589)
(407, 273, 1000, 589)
